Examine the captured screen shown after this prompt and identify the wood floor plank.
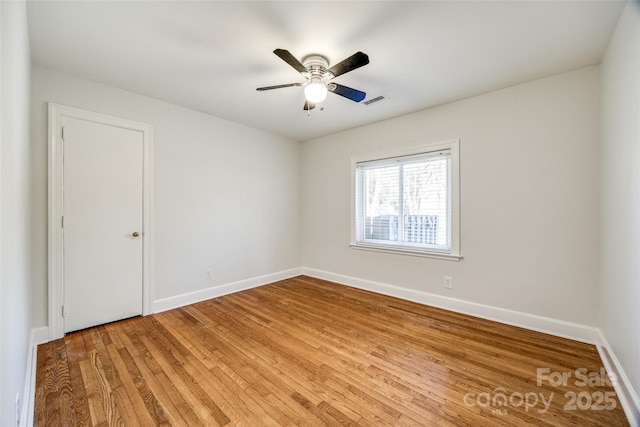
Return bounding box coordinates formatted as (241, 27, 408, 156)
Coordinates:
(103, 342, 160, 427)
(33, 344, 49, 426)
(116, 345, 171, 427)
(52, 338, 77, 427)
(237, 284, 513, 425)
(139, 336, 232, 427)
(131, 354, 189, 427)
(192, 300, 366, 423)
(89, 331, 142, 426)
(34, 276, 629, 426)
(65, 331, 92, 427)
(42, 339, 63, 426)
(235, 286, 520, 425)
(157, 309, 327, 426)
(230, 292, 436, 424)
(77, 356, 107, 426)
(82, 331, 125, 427)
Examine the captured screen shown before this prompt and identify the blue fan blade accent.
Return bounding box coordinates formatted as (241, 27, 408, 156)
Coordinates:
(330, 83, 366, 102)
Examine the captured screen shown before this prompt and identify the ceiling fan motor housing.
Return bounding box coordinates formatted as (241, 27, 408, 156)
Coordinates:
(302, 54, 334, 80)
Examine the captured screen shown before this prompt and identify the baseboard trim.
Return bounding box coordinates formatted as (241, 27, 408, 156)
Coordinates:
(597, 332, 640, 426)
(301, 267, 602, 345)
(153, 267, 303, 313)
(22, 326, 48, 427)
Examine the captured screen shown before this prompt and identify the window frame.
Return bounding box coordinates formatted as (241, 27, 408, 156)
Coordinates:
(350, 139, 462, 261)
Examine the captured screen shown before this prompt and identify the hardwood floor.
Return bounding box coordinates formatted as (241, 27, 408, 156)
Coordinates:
(35, 275, 628, 426)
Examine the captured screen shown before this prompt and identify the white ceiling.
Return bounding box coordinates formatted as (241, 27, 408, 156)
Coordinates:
(26, 1, 625, 142)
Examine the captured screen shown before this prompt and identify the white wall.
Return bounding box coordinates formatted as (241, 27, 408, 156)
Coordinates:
(31, 66, 301, 327)
(600, 0, 640, 420)
(1, 1, 32, 426)
(302, 66, 601, 326)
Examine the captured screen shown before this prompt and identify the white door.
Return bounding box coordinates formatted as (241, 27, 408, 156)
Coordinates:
(63, 116, 144, 333)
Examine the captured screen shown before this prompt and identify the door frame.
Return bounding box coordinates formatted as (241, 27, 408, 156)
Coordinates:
(48, 103, 154, 340)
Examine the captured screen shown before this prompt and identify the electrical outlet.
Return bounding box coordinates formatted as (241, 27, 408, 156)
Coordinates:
(205, 269, 213, 280)
(15, 393, 20, 427)
(443, 276, 453, 289)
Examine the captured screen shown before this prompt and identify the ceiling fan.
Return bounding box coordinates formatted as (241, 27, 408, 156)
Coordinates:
(257, 49, 370, 111)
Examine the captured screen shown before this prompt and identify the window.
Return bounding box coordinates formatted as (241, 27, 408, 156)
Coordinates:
(351, 140, 461, 260)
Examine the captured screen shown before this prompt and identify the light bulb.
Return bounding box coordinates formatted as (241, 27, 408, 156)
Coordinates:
(304, 77, 328, 103)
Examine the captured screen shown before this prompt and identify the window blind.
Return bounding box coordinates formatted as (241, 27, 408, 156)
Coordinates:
(355, 149, 452, 252)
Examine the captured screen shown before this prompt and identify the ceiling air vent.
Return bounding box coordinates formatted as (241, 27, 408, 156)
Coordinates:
(363, 95, 385, 106)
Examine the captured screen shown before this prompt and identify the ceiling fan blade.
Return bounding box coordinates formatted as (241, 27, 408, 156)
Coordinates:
(274, 49, 307, 74)
(256, 83, 303, 91)
(328, 83, 366, 102)
(303, 100, 316, 111)
(327, 51, 369, 78)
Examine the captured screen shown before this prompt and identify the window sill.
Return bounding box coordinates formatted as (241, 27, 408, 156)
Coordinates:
(350, 243, 462, 261)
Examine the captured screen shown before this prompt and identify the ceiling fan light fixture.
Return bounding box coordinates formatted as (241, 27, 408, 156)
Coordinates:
(304, 77, 328, 103)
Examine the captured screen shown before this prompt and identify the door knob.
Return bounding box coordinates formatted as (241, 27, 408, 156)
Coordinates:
(132, 232, 140, 237)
